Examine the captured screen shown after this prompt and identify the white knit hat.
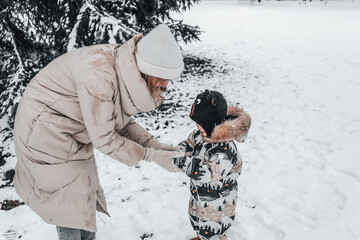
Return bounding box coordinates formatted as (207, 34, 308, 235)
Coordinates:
(135, 24, 184, 79)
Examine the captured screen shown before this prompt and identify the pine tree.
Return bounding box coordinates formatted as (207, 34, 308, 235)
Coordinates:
(0, 0, 201, 167)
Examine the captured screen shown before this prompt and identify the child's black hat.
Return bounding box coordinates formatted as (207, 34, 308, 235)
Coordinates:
(190, 90, 228, 137)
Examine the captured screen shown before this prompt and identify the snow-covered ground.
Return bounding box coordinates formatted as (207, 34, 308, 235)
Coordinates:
(1, 1, 360, 239)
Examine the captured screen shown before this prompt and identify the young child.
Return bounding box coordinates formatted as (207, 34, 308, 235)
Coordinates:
(174, 90, 251, 240)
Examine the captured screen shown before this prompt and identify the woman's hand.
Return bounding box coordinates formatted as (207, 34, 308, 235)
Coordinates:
(145, 137, 180, 151)
(143, 148, 184, 172)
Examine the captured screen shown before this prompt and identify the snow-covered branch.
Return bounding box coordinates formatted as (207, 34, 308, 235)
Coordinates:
(67, 1, 90, 51)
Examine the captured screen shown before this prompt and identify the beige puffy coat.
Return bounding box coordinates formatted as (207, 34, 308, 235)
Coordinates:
(13, 34, 167, 232)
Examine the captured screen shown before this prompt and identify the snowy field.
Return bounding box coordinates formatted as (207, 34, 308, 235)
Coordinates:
(1, 1, 360, 239)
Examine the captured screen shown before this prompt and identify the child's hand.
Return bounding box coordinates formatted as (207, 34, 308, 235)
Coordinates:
(178, 144, 186, 152)
(173, 150, 187, 169)
(143, 148, 182, 172)
(178, 141, 194, 155)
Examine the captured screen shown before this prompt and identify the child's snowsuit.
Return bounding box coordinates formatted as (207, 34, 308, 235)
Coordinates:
(175, 106, 251, 240)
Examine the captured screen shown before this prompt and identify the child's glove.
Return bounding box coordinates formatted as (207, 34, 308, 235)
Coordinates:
(178, 141, 194, 153)
(173, 152, 187, 169)
(143, 148, 183, 172)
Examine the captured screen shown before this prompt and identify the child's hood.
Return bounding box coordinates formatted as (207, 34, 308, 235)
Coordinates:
(202, 106, 251, 143)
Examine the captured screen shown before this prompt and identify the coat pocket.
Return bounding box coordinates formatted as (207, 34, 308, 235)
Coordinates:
(27, 112, 92, 161)
(25, 158, 95, 200)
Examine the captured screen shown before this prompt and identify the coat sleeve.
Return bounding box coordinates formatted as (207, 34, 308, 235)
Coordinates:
(117, 119, 153, 147)
(119, 119, 178, 151)
(185, 142, 241, 183)
(76, 75, 146, 166)
(173, 130, 197, 171)
(178, 130, 196, 153)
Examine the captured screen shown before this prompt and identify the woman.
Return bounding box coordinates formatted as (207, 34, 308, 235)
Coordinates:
(13, 24, 183, 239)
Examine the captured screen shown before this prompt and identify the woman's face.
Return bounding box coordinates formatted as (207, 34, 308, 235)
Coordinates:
(160, 79, 170, 92)
(196, 123, 207, 137)
(142, 74, 170, 106)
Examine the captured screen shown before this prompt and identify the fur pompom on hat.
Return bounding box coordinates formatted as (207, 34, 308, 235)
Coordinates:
(135, 24, 184, 79)
(190, 90, 228, 137)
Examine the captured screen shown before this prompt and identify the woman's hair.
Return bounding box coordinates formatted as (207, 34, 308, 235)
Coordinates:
(141, 73, 166, 107)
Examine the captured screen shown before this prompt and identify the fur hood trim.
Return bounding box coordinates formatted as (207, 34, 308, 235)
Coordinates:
(203, 106, 251, 143)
